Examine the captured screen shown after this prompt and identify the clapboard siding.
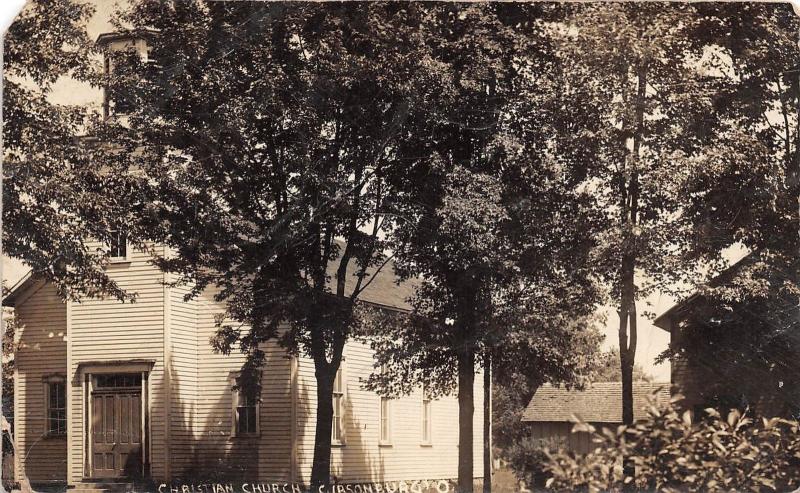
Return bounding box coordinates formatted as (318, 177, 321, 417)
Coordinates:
(68, 244, 167, 483)
(296, 340, 484, 484)
(168, 282, 198, 477)
(14, 244, 481, 484)
(14, 283, 68, 482)
(188, 286, 292, 481)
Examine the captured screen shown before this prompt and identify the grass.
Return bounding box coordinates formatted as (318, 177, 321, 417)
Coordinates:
(493, 466, 530, 493)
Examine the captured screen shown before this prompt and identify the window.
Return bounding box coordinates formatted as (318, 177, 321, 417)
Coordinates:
(379, 364, 392, 445)
(235, 392, 258, 436)
(45, 376, 66, 436)
(95, 373, 141, 388)
(102, 51, 135, 117)
(380, 396, 392, 445)
(232, 385, 259, 437)
(108, 230, 128, 260)
(231, 373, 259, 437)
(332, 365, 344, 444)
(422, 387, 432, 445)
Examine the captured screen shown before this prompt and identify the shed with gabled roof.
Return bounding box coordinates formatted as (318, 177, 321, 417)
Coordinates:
(521, 382, 670, 454)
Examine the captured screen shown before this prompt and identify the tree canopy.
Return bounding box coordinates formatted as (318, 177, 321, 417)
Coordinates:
(4, 0, 144, 301)
(546, 2, 800, 430)
(110, 1, 472, 487)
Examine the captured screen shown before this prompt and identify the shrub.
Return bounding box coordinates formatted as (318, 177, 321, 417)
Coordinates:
(503, 436, 551, 489)
(544, 401, 800, 492)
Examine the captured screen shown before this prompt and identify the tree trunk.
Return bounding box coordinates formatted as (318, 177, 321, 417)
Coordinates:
(618, 57, 646, 487)
(619, 57, 645, 427)
(483, 355, 492, 493)
(310, 362, 336, 491)
(792, 69, 800, 247)
(620, 337, 635, 424)
(457, 347, 475, 493)
(619, 265, 637, 426)
(619, 286, 637, 484)
(793, 70, 800, 186)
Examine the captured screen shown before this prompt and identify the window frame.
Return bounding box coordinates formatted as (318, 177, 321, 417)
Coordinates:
(107, 230, 130, 263)
(43, 375, 67, 437)
(331, 361, 345, 446)
(378, 363, 392, 447)
(230, 376, 260, 438)
(421, 387, 433, 446)
(379, 395, 392, 446)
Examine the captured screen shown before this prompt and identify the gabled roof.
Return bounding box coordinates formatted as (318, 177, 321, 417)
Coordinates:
(522, 382, 670, 424)
(338, 258, 415, 312)
(653, 293, 699, 331)
(653, 253, 754, 331)
(2, 270, 40, 307)
(322, 240, 416, 312)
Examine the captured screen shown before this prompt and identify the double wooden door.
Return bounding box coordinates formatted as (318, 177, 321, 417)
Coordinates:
(91, 390, 142, 478)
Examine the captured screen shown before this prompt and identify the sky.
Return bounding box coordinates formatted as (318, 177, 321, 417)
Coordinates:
(1, 0, 747, 383)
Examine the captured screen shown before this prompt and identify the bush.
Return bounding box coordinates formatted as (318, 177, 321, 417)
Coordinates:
(544, 401, 800, 492)
(503, 436, 551, 489)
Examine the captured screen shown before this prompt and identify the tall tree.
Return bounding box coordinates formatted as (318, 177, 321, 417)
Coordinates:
(554, 3, 728, 428)
(687, 2, 800, 260)
(359, 5, 603, 492)
(112, 1, 447, 488)
(4, 0, 141, 301)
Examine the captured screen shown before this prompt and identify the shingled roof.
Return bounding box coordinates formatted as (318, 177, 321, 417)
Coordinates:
(335, 256, 416, 311)
(522, 382, 671, 424)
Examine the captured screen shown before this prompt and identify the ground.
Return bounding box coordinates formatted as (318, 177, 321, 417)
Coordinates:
(493, 466, 528, 493)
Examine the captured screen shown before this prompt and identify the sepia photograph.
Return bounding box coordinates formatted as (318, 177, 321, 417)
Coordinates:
(1, 1, 799, 492)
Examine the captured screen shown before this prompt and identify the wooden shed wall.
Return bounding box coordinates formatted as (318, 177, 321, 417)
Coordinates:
(528, 422, 596, 455)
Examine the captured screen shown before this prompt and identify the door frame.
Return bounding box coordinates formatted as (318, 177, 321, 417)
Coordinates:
(78, 361, 154, 480)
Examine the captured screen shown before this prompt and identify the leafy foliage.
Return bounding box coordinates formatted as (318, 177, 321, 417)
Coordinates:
(4, 0, 144, 300)
(551, 1, 800, 427)
(545, 401, 800, 492)
(502, 440, 550, 491)
(685, 3, 800, 261)
(110, 1, 482, 486)
(592, 347, 653, 383)
(353, 5, 605, 489)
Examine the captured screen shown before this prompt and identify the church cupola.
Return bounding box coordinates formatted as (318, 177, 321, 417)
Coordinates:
(96, 30, 156, 119)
